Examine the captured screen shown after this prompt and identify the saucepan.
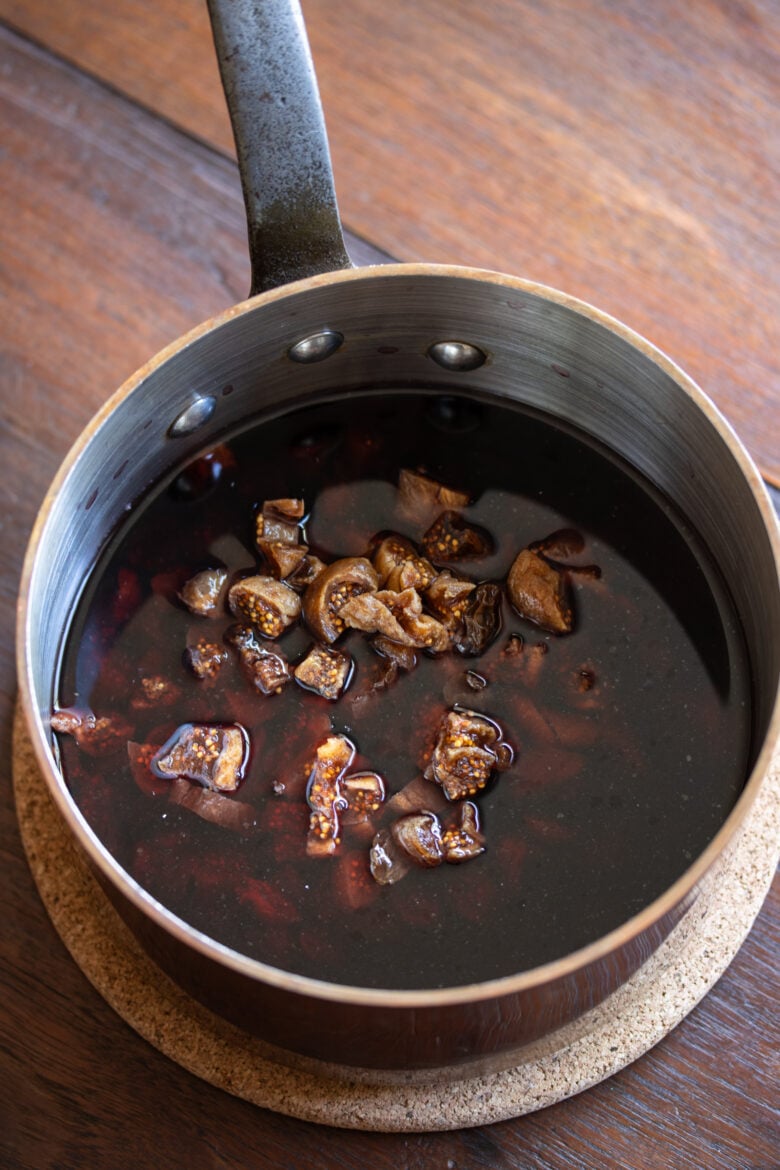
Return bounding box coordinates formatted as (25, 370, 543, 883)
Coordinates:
(16, 0, 780, 1075)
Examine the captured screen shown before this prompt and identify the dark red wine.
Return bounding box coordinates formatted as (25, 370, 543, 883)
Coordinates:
(54, 392, 751, 989)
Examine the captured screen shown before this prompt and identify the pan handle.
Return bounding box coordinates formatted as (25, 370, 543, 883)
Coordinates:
(207, 0, 353, 295)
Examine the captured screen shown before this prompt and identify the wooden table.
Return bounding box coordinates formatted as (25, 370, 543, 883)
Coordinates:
(1, 1, 777, 1164)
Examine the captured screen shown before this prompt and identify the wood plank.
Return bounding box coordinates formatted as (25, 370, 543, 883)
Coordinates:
(1, 0, 778, 482)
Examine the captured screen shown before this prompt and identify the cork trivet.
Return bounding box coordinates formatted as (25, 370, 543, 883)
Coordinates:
(13, 703, 780, 1132)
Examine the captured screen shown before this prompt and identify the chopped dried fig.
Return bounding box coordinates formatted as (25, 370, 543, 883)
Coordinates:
(183, 637, 228, 681)
(178, 567, 228, 617)
(305, 734, 356, 856)
(425, 708, 513, 800)
(441, 801, 486, 862)
(391, 811, 445, 867)
(255, 498, 305, 547)
(424, 571, 476, 631)
(371, 533, 436, 591)
(302, 556, 378, 643)
(225, 624, 291, 694)
(529, 528, 585, 559)
(370, 635, 418, 672)
(507, 548, 573, 634)
(51, 708, 132, 756)
(228, 575, 301, 638)
(341, 587, 449, 652)
(453, 582, 503, 656)
(369, 826, 412, 885)
(294, 644, 354, 701)
(397, 469, 471, 522)
(422, 511, 494, 563)
(257, 540, 309, 580)
(286, 554, 327, 593)
(131, 675, 181, 709)
(151, 723, 250, 792)
(339, 771, 386, 824)
(370, 800, 485, 884)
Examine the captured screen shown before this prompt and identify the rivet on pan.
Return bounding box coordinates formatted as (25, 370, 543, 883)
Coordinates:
(168, 395, 217, 438)
(288, 330, 344, 363)
(427, 341, 487, 371)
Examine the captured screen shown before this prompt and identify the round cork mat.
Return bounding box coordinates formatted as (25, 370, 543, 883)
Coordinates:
(13, 704, 780, 1132)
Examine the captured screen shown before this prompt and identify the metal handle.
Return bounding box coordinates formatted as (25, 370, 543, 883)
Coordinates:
(207, 0, 353, 295)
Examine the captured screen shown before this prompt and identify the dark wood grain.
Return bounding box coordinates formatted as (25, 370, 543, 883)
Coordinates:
(1, 0, 778, 484)
(0, 12, 778, 1170)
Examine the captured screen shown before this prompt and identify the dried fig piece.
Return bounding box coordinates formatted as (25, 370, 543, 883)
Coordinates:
(424, 571, 476, 631)
(507, 548, 573, 634)
(370, 635, 418, 672)
(255, 498, 305, 547)
(302, 556, 378, 643)
(441, 801, 486, 862)
(422, 511, 494, 563)
(339, 771, 386, 825)
(286, 554, 327, 593)
(341, 587, 449, 652)
(369, 826, 412, 885)
(391, 811, 445, 867)
(179, 567, 228, 617)
(131, 675, 181, 709)
(294, 644, 354, 701)
(151, 723, 250, 792)
(51, 708, 132, 756)
(305, 734, 356, 856)
(257, 540, 309, 580)
(225, 624, 291, 695)
(397, 469, 471, 522)
(183, 637, 228, 681)
(228, 575, 301, 638)
(425, 708, 513, 801)
(453, 582, 503, 656)
(529, 528, 585, 559)
(371, 533, 436, 591)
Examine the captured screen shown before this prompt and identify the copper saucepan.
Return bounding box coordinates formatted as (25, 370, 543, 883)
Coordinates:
(16, 0, 780, 1075)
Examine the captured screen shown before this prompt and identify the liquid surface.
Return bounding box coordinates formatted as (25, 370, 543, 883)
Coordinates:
(57, 393, 751, 989)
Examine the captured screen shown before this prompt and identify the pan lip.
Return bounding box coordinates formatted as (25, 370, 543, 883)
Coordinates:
(16, 262, 780, 1012)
